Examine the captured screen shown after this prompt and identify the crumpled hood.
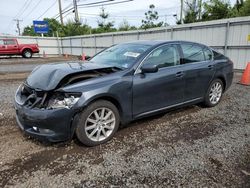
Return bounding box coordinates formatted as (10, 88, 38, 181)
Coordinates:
(26, 61, 113, 91)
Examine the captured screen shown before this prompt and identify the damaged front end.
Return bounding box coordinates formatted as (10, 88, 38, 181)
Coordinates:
(14, 62, 121, 142)
(15, 84, 81, 110)
(14, 83, 80, 142)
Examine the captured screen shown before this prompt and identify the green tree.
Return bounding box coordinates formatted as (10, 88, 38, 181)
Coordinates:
(63, 19, 91, 36)
(183, 0, 200, 23)
(201, 0, 232, 21)
(230, 0, 245, 17)
(22, 25, 39, 36)
(141, 4, 163, 29)
(95, 7, 116, 33)
(118, 19, 137, 31)
(239, 0, 250, 16)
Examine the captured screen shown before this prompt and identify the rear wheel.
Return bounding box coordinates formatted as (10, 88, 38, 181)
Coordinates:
(204, 79, 224, 107)
(76, 100, 120, 146)
(22, 49, 32, 58)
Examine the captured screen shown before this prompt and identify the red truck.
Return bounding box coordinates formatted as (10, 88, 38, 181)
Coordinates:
(0, 38, 39, 58)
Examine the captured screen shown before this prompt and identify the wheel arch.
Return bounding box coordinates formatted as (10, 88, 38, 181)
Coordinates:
(21, 48, 32, 54)
(87, 95, 123, 118)
(70, 94, 124, 139)
(215, 75, 226, 92)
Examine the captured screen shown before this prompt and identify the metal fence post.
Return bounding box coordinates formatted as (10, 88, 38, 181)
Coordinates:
(112, 34, 114, 44)
(171, 27, 174, 40)
(56, 31, 61, 56)
(61, 38, 64, 56)
(35, 37, 40, 57)
(224, 21, 230, 56)
(70, 38, 72, 55)
(81, 37, 83, 54)
(94, 35, 97, 54)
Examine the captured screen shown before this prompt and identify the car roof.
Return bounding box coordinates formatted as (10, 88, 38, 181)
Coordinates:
(120, 40, 208, 47)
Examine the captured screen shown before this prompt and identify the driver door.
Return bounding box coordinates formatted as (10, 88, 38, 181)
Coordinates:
(132, 44, 185, 117)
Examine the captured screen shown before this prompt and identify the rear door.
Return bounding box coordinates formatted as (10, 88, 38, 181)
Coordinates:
(180, 43, 215, 101)
(133, 44, 185, 117)
(0, 39, 6, 54)
(4, 39, 19, 54)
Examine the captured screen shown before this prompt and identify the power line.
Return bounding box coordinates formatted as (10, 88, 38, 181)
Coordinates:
(78, 0, 133, 9)
(55, 0, 133, 19)
(79, 12, 177, 18)
(77, 0, 114, 7)
(52, 2, 73, 19)
(54, 0, 114, 19)
(36, 0, 57, 20)
(14, 0, 31, 18)
(17, 0, 33, 18)
(23, 0, 43, 18)
(5, 0, 31, 33)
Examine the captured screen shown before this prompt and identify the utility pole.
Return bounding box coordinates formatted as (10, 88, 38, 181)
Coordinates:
(13, 19, 22, 35)
(58, 0, 64, 25)
(198, 0, 202, 20)
(180, 0, 184, 24)
(73, 0, 79, 23)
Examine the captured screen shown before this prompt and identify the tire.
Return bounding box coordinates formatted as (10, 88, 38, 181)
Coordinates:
(75, 100, 120, 146)
(204, 79, 224, 107)
(22, 49, 33, 58)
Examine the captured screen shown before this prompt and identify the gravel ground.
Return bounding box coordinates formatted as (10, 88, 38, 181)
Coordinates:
(0, 66, 249, 187)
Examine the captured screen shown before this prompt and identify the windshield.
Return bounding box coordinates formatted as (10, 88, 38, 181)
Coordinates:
(91, 43, 151, 69)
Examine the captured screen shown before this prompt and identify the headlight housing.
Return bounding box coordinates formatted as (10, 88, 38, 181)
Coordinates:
(47, 92, 81, 109)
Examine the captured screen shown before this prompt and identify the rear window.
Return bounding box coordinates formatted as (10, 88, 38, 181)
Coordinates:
(4, 39, 16, 45)
(213, 50, 227, 60)
(181, 43, 205, 63)
(0, 40, 3, 45)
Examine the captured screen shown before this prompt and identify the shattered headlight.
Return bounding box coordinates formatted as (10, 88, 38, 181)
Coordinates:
(47, 92, 81, 109)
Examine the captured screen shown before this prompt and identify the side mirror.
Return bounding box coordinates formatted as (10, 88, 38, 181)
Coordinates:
(85, 55, 91, 60)
(141, 64, 158, 73)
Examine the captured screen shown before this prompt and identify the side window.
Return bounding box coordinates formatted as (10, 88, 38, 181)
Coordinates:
(203, 48, 213, 61)
(0, 40, 3, 45)
(144, 45, 180, 68)
(213, 50, 227, 60)
(181, 44, 205, 63)
(4, 39, 16, 45)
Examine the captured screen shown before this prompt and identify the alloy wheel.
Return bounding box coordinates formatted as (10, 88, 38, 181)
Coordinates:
(209, 82, 222, 105)
(85, 107, 116, 142)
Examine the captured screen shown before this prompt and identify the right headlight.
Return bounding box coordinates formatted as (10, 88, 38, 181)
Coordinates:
(47, 92, 81, 109)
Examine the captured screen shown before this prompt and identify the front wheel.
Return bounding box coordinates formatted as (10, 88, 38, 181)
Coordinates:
(22, 49, 33, 58)
(204, 79, 224, 107)
(75, 100, 120, 146)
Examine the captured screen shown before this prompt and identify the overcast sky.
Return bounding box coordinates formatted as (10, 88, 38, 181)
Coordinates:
(0, 0, 236, 35)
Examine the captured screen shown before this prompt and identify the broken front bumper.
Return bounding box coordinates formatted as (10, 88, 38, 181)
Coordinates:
(15, 103, 76, 142)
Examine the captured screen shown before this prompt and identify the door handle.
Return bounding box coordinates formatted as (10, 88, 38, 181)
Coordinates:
(176, 71, 184, 78)
(208, 65, 214, 70)
(14, 46, 17, 47)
